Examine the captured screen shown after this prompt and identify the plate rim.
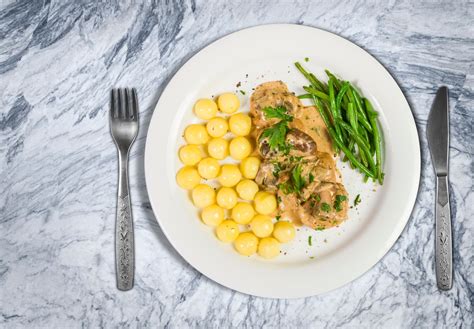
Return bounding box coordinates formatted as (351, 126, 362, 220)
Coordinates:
(144, 23, 421, 298)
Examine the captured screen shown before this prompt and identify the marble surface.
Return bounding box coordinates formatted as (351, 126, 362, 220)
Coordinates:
(0, 1, 473, 328)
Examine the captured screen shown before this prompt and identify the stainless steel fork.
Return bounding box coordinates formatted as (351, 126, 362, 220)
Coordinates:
(110, 88, 139, 291)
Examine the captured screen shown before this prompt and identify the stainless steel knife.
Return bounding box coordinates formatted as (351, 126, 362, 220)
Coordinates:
(426, 86, 452, 290)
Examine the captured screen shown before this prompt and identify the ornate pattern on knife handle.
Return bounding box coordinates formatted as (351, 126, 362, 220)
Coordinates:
(435, 175, 452, 290)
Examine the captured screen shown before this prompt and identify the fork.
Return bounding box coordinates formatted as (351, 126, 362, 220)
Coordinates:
(110, 88, 139, 291)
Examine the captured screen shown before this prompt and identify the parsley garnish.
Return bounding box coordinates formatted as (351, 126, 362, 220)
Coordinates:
(309, 173, 315, 183)
(354, 194, 361, 206)
(260, 106, 294, 153)
(239, 90, 246, 95)
(308, 236, 313, 246)
(291, 164, 306, 192)
(315, 194, 321, 202)
(275, 215, 281, 221)
(315, 226, 325, 231)
(263, 106, 293, 121)
(333, 195, 347, 212)
(304, 57, 310, 62)
(321, 202, 331, 212)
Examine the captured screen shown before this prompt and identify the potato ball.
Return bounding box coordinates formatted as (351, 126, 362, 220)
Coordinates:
(273, 221, 296, 243)
(197, 157, 220, 179)
(236, 179, 259, 201)
(254, 191, 277, 215)
(194, 98, 218, 120)
(239, 156, 261, 179)
(229, 137, 252, 160)
(229, 113, 252, 136)
(184, 124, 209, 145)
(216, 220, 239, 242)
(207, 138, 229, 160)
(201, 204, 225, 226)
(231, 202, 255, 224)
(217, 93, 240, 114)
(250, 214, 274, 238)
(206, 117, 228, 138)
(176, 166, 201, 190)
(258, 237, 280, 259)
(191, 184, 216, 208)
(234, 232, 259, 256)
(216, 187, 238, 209)
(178, 144, 203, 166)
(217, 164, 242, 187)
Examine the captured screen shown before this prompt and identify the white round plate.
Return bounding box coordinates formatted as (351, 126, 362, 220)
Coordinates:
(145, 24, 420, 298)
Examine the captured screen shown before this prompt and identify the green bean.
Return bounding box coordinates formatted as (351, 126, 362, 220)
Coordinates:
(329, 126, 375, 178)
(339, 121, 376, 171)
(297, 94, 313, 99)
(347, 88, 372, 132)
(351, 87, 369, 121)
(325, 70, 342, 90)
(309, 73, 328, 93)
(303, 86, 330, 101)
(295, 62, 327, 92)
(365, 99, 383, 183)
(328, 78, 344, 142)
(336, 83, 350, 114)
(311, 95, 339, 153)
(347, 102, 357, 131)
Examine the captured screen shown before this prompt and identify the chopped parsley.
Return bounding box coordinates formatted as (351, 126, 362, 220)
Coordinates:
(272, 162, 283, 178)
(262, 106, 293, 122)
(354, 194, 361, 206)
(308, 236, 313, 246)
(261, 121, 290, 153)
(291, 164, 306, 192)
(304, 57, 310, 62)
(309, 173, 315, 183)
(315, 194, 321, 202)
(315, 226, 325, 231)
(333, 195, 347, 212)
(321, 202, 331, 212)
(239, 90, 246, 95)
(275, 215, 281, 221)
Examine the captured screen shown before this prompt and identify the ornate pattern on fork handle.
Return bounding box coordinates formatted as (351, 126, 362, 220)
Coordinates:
(117, 194, 133, 288)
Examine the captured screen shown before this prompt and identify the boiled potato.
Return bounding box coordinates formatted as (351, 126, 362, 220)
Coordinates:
(201, 204, 225, 226)
(258, 237, 280, 259)
(216, 220, 239, 242)
(231, 202, 255, 225)
(229, 113, 252, 136)
(239, 156, 261, 179)
(206, 117, 228, 137)
(273, 221, 296, 243)
(184, 124, 209, 145)
(217, 164, 242, 187)
(254, 191, 277, 215)
(197, 157, 220, 179)
(191, 184, 216, 208)
(194, 98, 218, 120)
(236, 179, 259, 201)
(216, 187, 238, 209)
(250, 214, 274, 238)
(178, 144, 202, 166)
(229, 136, 252, 160)
(176, 166, 201, 189)
(207, 138, 229, 160)
(234, 232, 259, 256)
(217, 93, 240, 114)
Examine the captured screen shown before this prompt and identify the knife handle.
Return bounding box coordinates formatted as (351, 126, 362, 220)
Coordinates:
(435, 175, 452, 290)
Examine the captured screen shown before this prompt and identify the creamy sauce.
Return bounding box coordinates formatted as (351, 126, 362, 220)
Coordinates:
(250, 81, 349, 230)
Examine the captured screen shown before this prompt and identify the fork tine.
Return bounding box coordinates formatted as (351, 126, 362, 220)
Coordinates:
(111, 89, 118, 119)
(125, 88, 132, 119)
(131, 88, 138, 120)
(118, 88, 125, 119)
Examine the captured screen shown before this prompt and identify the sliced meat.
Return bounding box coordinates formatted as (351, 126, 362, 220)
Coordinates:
(250, 81, 301, 128)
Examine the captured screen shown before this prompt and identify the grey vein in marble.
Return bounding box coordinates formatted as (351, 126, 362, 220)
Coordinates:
(0, 0, 473, 328)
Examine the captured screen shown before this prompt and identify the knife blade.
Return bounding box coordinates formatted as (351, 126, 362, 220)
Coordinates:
(427, 86, 449, 175)
(426, 86, 452, 290)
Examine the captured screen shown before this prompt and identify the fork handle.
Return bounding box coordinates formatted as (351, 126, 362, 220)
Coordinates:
(435, 175, 452, 290)
(115, 150, 134, 291)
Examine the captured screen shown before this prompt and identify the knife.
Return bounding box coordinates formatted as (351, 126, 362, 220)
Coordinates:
(426, 86, 452, 290)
